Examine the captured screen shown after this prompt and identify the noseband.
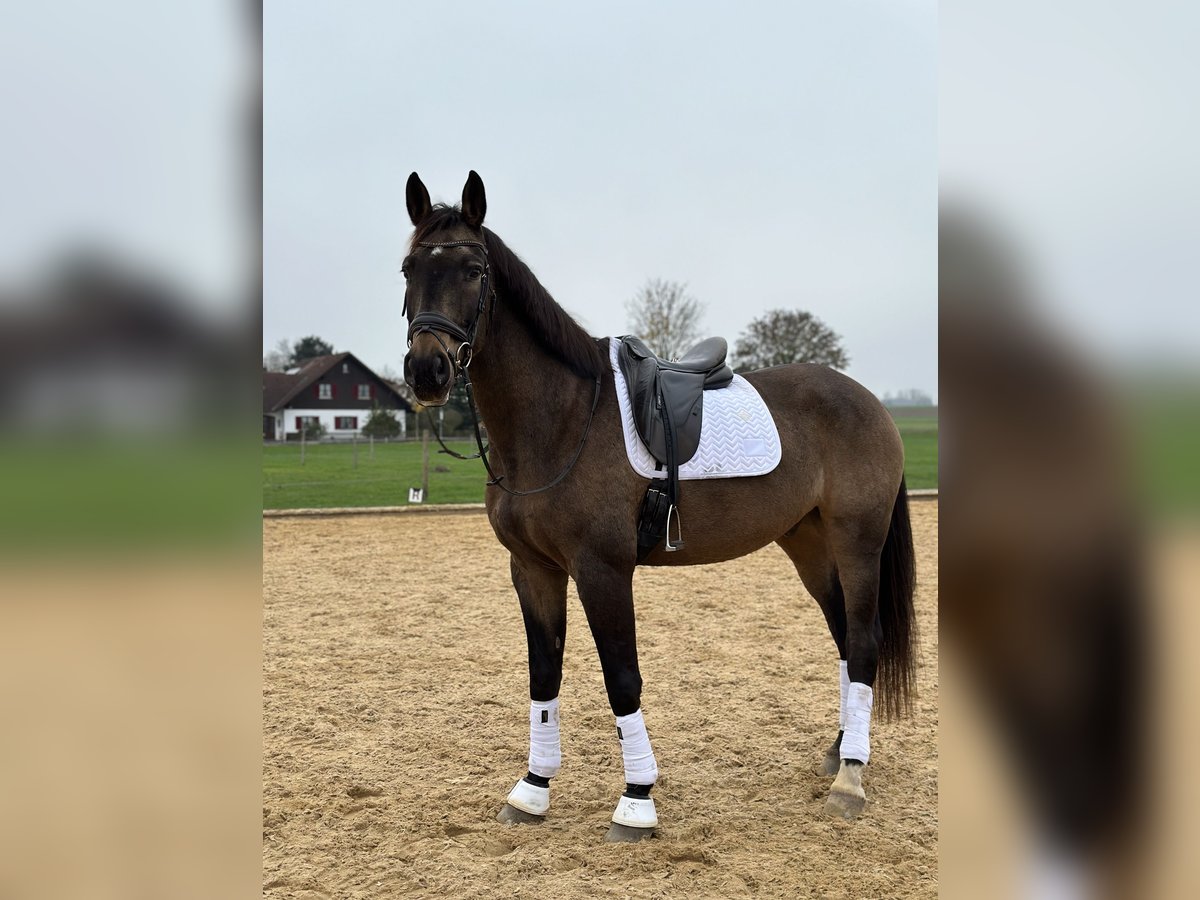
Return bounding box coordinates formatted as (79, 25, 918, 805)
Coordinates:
(404, 239, 495, 373)
(402, 236, 602, 497)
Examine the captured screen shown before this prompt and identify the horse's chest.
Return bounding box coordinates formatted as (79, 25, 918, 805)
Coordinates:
(486, 495, 557, 562)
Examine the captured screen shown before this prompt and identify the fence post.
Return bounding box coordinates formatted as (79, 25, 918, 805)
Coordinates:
(353, 433, 359, 469)
(369, 433, 374, 460)
(300, 424, 306, 466)
(421, 428, 430, 499)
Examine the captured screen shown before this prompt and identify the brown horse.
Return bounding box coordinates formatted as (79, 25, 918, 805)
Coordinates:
(401, 171, 916, 840)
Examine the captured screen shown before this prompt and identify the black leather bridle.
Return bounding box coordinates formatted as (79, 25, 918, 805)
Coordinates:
(404, 239, 494, 372)
(403, 238, 602, 496)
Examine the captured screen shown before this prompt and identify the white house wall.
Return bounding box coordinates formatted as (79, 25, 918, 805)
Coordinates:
(277, 407, 407, 439)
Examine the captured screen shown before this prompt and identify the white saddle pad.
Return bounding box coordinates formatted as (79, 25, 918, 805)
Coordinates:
(609, 338, 782, 480)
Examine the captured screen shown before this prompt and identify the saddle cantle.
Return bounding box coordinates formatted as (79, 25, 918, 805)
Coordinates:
(616, 335, 734, 557)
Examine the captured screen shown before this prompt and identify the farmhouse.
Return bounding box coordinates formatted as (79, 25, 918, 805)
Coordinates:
(263, 352, 411, 441)
(2, 255, 233, 436)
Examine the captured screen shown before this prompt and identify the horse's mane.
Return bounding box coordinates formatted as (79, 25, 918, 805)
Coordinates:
(411, 205, 605, 379)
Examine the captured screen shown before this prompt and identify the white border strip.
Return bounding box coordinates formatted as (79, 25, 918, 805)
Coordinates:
(263, 503, 488, 518)
(263, 489, 937, 518)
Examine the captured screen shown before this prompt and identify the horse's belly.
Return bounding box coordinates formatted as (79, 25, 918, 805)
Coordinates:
(638, 473, 815, 567)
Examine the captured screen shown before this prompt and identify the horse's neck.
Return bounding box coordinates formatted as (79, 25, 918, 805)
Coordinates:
(468, 311, 596, 483)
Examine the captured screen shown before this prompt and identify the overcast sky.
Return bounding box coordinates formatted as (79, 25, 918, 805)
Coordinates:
(265, 1, 936, 400)
(941, 0, 1200, 368)
(0, 1, 244, 309)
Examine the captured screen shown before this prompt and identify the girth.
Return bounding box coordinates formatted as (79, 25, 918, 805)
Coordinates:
(616, 335, 734, 557)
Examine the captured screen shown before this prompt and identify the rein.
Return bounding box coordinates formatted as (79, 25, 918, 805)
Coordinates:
(423, 404, 485, 460)
(406, 238, 602, 496)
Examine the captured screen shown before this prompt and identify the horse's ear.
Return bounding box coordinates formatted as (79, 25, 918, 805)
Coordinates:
(461, 170, 487, 227)
(406, 172, 432, 226)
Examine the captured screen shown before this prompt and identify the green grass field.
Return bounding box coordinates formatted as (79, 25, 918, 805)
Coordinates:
(263, 408, 938, 509)
(263, 439, 486, 509)
(2, 437, 255, 552)
(894, 413, 938, 490)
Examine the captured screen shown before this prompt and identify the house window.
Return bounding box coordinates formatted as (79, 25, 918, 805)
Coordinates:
(318, 383, 332, 400)
(342, 363, 350, 374)
(295, 416, 319, 430)
(357, 384, 371, 400)
(335, 416, 359, 430)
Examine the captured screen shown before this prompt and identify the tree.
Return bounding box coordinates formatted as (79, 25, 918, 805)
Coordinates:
(361, 404, 402, 438)
(732, 309, 849, 373)
(263, 337, 292, 372)
(378, 364, 416, 407)
(290, 335, 334, 366)
(299, 418, 326, 441)
(625, 278, 705, 361)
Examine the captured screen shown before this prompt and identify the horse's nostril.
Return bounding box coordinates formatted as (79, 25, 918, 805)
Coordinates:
(403, 356, 414, 382)
(435, 354, 449, 386)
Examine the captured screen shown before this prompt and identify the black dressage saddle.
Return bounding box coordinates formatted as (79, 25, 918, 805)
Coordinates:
(616, 335, 734, 557)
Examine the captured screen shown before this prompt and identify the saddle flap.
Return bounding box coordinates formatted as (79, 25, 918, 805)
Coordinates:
(616, 335, 713, 467)
(616, 339, 656, 437)
(657, 369, 705, 462)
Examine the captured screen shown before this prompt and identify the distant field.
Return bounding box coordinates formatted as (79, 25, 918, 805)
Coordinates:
(263, 410, 938, 509)
(892, 408, 938, 490)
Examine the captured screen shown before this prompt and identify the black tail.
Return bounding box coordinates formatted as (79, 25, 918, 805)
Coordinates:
(877, 478, 918, 719)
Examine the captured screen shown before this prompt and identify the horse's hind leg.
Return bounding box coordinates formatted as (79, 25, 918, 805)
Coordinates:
(777, 516, 848, 777)
(497, 556, 568, 825)
(822, 526, 888, 820)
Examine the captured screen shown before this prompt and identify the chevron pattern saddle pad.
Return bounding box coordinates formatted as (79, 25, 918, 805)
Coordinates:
(609, 337, 781, 480)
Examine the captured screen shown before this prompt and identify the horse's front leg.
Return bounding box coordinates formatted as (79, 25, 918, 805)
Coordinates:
(497, 556, 567, 825)
(575, 555, 659, 842)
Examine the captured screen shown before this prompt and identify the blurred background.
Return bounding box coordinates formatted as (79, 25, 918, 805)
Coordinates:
(0, 1, 260, 898)
(941, 1, 1199, 898)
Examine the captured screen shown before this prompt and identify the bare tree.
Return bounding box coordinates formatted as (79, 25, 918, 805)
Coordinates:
(732, 309, 849, 373)
(625, 278, 706, 360)
(379, 363, 416, 407)
(263, 337, 293, 372)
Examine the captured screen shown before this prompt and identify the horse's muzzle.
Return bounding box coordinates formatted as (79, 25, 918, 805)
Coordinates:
(404, 345, 452, 406)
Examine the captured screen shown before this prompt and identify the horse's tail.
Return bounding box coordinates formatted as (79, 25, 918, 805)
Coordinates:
(877, 477, 918, 720)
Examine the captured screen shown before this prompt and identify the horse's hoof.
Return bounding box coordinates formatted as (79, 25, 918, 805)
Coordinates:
(824, 788, 866, 820)
(496, 803, 545, 825)
(819, 749, 841, 776)
(605, 822, 655, 842)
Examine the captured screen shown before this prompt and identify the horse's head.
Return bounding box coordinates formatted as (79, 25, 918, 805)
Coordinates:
(401, 171, 491, 406)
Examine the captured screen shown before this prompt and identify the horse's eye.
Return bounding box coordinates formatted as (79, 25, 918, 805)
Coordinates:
(400, 266, 409, 280)
(468, 266, 483, 279)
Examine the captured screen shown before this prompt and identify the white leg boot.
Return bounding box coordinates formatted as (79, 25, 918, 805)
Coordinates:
(606, 709, 659, 840)
(500, 698, 560, 822)
(821, 660, 850, 775)
(825, 682, 872, 819)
